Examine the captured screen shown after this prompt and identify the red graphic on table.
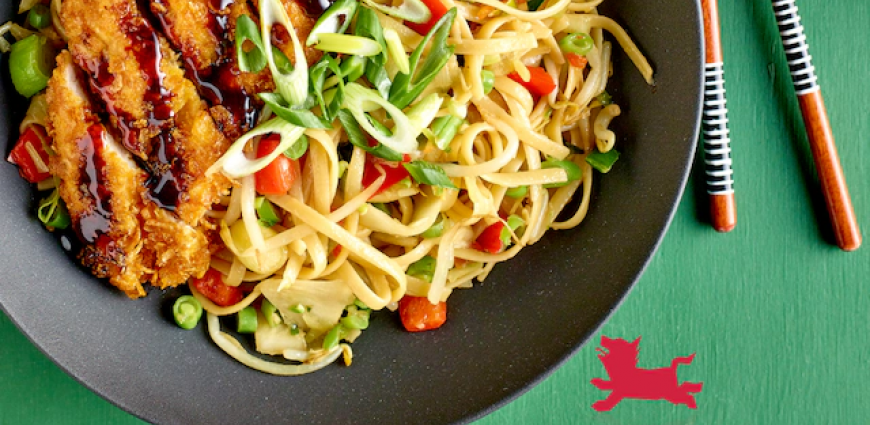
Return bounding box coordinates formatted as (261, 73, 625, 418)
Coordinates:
(590, 336, 703, 411)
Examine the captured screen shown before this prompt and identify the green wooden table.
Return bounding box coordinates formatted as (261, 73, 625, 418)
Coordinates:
(2, 0, 868, 423)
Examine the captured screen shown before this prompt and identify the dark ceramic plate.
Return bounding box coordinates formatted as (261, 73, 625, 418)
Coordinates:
(0, 0, 702, 423)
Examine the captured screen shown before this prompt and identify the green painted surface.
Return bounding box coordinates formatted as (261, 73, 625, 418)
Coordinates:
(1, 0, 868, 423)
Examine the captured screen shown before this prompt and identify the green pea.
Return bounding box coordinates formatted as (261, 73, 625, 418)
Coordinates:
(504, 185, 528, 199)
(173, 296, 203, 330)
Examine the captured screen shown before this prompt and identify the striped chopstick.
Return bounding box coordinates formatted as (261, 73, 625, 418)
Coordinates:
(700, 0, 736, 232)
(772, 0, 861, 251)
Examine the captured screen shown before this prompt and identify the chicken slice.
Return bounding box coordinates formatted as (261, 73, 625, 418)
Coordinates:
(46, 51, 151, 298)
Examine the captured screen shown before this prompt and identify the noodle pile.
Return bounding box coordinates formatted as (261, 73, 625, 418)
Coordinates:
(199, 0, 652, 373)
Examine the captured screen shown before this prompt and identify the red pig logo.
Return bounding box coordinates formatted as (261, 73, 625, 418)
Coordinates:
(590, 336, 703, 411)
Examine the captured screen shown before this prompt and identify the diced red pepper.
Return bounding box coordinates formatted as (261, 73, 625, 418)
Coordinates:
(405, 0, 449, 35)
(471, 222, 506, 253)
(398, 296, 447, 332)
(565, 53, 588, 69)
(508, 66, 557, 97)
(255, 134, 300, 195)
(190, 268, 244, 307)
(361, 154, 410, 198)
(7, 126, 51, 183)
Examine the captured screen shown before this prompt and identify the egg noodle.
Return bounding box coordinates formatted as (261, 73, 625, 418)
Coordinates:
(10, 0, 651, 375)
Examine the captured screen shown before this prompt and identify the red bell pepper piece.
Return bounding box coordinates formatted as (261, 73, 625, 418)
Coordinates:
(471, 222, 506, 254)
(190, 268, 244, 307)
(361, 154, 411, 198)
(7, 126, 51, 183)
(255, 134, 300, 195)
(565, 53, 588, 69)
(508, 66, 557, 97)
(405, 0, 449, 35)
(398, 296, 447, 332)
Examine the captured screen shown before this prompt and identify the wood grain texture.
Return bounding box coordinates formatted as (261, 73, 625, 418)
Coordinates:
(2, 0, 869, 424)
(710, 193, 736, 232)
(797, 90, 861, 251)
(701, 0, 723, 64)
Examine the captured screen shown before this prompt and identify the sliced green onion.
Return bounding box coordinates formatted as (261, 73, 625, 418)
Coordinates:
(314, 33, 382, 56)
(284, 134, 309, 159)
(360, 0, 430, 23)
(354, 7, 391, 98)
(322, 324, 343, 350)
(371, 202, 390, 214)
(213, 117, 306, 178)
(541, 158, 582, 188)
(173, 295, 203, 330)
(260, 0, 308, 106)
(290, 323, 300, 335)
(259, 93, 331, 129)
(340, 305, 370, 330)
(354, 299, 370, 310)
(27, 4, 51, 29)
(388, 8, 457, 109)
(308, 54, 345, 122)
(289, 303, 307, 314)
(431, 115, 464, 151)
(421, 215, 446, 238)
(261, 299, 282, 327)
(37, 188, 70, 230)
(597, 91, 613, 106)
(481, 69, 495, 95)
(383, 28, 409, 75)
(559, 32, 593, 56)
(235, 14, 267, 72)
(406, 255, 436, 282)
(586, 149, 620, 173)
(403, 161, 457, 189)
(340, 55, 367, 82)
(255, 196, 281, 227)
(305, 0, 359, 46)
(504, 185, 528, 198)
(342, 83, 442, 154)
(10, 34, 53, 98)
(527, 0, 545, 12)
(337, 109, 403, 162)
(500, 214, 525, 245)
(237, 307, 259, 334)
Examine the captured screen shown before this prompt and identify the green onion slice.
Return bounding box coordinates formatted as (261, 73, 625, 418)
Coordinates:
(337, 109, 403, 162)
(212, 117, 306, 178)
(314, 34, 382, 56)
(431, 114, 464, 151)
(354, 7, 391, 98)
(306, 0, 359, 46)
(504, 185, 528, 198)
(388, 8, 457, 109)
(260, 0, 308, 106)
(481, 69, 495, 95)
(27, 4, 51, 29)
(383, 28, 409, 75)
(360, 0, 431, 23)
(403, 161, 457, 189)
(421, 215, 446, 238)
(406, 255, 436, 282)
(339, 55, 367, 82)
(255, 196, 281, 227)
(9, 34, 53, 98)
(235, 14, 267, 72)
(586, 149, 620, 173)
(541, 158, 582, 188)
(261, 299, 282, 327)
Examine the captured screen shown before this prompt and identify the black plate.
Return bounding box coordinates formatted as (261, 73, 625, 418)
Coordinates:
(0, 0, 702, 423)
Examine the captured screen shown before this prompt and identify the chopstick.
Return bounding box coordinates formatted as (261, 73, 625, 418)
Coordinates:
(700, 0, 736, 232)
(771, 0, 861, 251)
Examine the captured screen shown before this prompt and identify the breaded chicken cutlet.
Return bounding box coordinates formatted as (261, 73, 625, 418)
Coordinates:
(45, 0, 319, 298)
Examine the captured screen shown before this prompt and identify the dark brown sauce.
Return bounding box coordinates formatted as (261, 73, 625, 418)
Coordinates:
(301, 0, 334, 18)
(151, 0, 258, 135)
(144, 131, 187, 212)
(76, 125, 112, 244)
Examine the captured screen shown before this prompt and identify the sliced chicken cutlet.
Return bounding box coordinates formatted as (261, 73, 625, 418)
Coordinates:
(61, 0, 231, 225)
(46, 52, 150, 298)
(151, 0, 322, 139)
(59, 0, 232, 290)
